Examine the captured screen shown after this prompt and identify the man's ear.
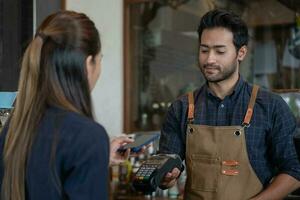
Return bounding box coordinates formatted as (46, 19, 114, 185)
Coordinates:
(237, 45, 247, 62)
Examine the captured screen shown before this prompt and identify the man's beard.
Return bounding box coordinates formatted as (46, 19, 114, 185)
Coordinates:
(200, 62, 238, 83)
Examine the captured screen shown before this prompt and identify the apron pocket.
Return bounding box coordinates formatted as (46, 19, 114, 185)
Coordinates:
(190, 154, 219, 192)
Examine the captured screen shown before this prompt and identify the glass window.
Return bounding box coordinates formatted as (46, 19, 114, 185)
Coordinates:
(124, 0, 300, 132)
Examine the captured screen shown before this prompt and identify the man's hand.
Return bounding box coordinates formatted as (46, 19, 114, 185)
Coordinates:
(160, 167, 181, 189)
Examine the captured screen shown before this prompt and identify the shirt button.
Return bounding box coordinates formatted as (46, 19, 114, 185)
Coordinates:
(220, 104, 225, 108)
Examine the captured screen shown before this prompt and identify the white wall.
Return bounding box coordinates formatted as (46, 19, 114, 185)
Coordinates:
(66, 0, 123, 137)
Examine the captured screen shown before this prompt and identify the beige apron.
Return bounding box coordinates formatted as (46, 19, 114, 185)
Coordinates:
(184, 85, 263, 200)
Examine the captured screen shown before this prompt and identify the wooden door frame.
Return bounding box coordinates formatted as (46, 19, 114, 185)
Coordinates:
(61, 0, 66, 10)
(123, 0, 131, 133)
(123, 0, 157, 132)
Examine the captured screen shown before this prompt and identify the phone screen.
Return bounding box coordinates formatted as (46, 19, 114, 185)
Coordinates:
(119, 133, 160, 153)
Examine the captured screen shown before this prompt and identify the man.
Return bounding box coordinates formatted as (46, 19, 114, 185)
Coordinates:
(159, 9, 300, 200)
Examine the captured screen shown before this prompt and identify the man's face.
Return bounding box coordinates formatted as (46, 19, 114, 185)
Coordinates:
(199, 27, 245, 83)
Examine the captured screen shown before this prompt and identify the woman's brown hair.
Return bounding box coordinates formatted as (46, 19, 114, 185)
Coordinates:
(1, 10, 101, 200)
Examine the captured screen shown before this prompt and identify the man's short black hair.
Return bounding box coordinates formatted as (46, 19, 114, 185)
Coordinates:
(197, 9, 249, 51)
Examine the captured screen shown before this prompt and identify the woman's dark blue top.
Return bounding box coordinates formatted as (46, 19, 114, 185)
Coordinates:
(0, 106, 110, 200)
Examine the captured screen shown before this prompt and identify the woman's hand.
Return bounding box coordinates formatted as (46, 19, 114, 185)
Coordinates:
(109, 135, 134, 165)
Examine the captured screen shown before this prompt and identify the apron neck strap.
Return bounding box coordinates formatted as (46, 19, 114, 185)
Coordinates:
(187, 85, 259, 126)
(242, 84, 259, 127)
(187, 92, 195, 123)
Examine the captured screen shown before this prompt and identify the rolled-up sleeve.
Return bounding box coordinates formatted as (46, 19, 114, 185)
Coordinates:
(270, 96, 300, 181)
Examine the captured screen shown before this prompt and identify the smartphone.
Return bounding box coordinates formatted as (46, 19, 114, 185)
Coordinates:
(118, 132, 160, 153)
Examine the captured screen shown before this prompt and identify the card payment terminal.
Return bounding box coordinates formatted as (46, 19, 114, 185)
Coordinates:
(132, 154, 183, 193)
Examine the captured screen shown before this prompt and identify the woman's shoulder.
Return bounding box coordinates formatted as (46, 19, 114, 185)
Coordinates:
(43, 107, 110, 178)
(45, 106, 109, 144)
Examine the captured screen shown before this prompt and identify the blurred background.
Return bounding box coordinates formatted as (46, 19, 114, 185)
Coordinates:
(2, 0, 300, 199)
(2, 0, 300, 134)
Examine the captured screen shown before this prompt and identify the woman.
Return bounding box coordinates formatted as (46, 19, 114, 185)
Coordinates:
(0, 11, 131, 200)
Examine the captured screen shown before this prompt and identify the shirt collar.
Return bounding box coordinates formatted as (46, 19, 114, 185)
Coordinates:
(205, 75, 245, 101)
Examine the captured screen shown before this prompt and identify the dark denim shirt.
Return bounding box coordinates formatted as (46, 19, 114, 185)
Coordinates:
(159, 76, 300, 187)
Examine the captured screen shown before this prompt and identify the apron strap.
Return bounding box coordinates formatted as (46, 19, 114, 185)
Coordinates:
(242, 85, 259, 127)
(187, 85, 259, 126)
(187, 92, 195, 123)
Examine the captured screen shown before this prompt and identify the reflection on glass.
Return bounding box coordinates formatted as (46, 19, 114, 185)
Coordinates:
(0, 109, 12, 129)
(280, 92, 300, 127)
